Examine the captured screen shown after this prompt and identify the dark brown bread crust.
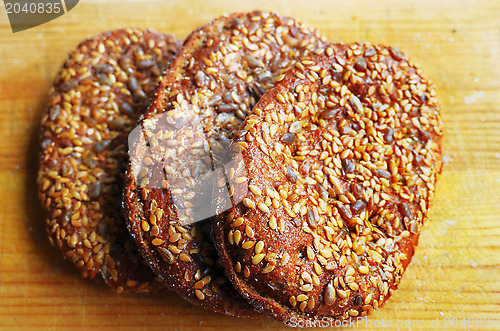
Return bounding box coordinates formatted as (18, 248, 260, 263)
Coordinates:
(213, 43, 442, 325)
(124, 11, 327, 316)
(38, 28, 181, 293)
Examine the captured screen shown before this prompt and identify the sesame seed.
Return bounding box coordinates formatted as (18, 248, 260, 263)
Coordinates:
(168, 245, 180, 254)
(243, 198, 256, 209)
(152, 238, 164, 246)
(252, 253, 266, 265)
(179, 254, 192, 263)
(359, 265, 370, 274)
(169, 233, 181, 243)
(348, 309, 359, 317)
(195, 289, 205, 300)
(296, 294, 309, 302)
(233, 230, 242, 245)
(242, 241, 255, 249)
(231, 217, 244, 227)
(269, 215, 277, 230)
(364, 293, 373, 305)
(301, 271, 312, 283)
(314, 262, 323, 275)
(300, 284, 313, 292)
(255, 241, 265, 254)
(348, 282, 359, 291)
(245, 225, 255, 238)
(306, 246, 315, 260)
(248, 185, 262, 196)
(235, 176, 248, 184)
(258, 202, 270, 213)
(243, 266, 251, 278)
(261, 263, 275, 274)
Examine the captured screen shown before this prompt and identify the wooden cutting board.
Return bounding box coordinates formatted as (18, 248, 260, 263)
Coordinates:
(0, 0, 499, 329)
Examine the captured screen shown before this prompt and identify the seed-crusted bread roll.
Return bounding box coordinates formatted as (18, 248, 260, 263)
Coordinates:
(212, 42, 442, 325)
(38, 28, 181, 293)
(124, 11, 327, 316)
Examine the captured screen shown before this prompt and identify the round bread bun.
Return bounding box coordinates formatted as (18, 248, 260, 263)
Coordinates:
(212, 42, 442, 325)
(38, 28, 181, 293)
(124, 11, 327, 316)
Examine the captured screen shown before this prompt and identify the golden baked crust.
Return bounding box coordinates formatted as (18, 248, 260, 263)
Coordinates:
(212, 43, 442, 325)
(38, 28, 181, 293)
(124, 11, 326, 316)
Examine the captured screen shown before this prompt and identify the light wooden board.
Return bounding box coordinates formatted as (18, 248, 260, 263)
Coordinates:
(0, 0, 499, 329)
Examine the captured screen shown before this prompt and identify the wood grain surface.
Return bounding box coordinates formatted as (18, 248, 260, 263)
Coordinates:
(0, 0, 499, 329)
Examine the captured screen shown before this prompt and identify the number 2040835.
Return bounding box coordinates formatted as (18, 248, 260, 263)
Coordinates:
(443, 317, 499, 328)
(5, 2, 62, 14)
